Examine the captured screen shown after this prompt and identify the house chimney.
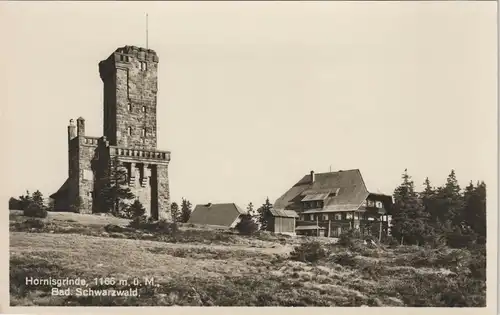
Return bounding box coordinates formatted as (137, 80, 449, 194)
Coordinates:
(68, 119, 77, 141)
(310, 170, 315, 184)
(77, 117, 85, 136)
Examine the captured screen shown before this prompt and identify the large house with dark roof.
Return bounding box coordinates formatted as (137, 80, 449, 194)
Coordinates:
(273, 169, 393, 239)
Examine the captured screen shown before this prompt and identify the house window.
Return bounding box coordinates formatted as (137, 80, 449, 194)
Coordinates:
(376, 201, 383, 208)
(367, 200, 375, 207)
(309, 214, 314, 221)
(304, 202, 309, 209)
(353, 212, 359, 220)
(322, 214, 328, 221)
(334, 213, 342, 220)
(346, 212, 353, 220)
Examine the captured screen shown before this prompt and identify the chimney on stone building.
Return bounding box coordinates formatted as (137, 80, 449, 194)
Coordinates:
(310, 170, 315, 184)
(77, 117, 85, 136)
(68, 119, 77, 141)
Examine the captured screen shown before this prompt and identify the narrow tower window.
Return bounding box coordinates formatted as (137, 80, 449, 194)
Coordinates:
(127, 127, 132, 136)
(128, 103, 132, 111)
(141, 128, 146, 137)
(142, 106, 146, 113)
(140, 61, 147, 71)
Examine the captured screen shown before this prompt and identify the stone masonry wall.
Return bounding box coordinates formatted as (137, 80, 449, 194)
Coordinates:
(128, 163, 152, 217)
(78, 137, 99, 214)
(157, 164, 171, 220)
(67, 138, 80, 209)
(100, 46, 158, 149)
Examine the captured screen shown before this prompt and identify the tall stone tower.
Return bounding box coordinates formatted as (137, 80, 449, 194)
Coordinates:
(51, 46, 171, 220)
(99, 46, 159, 149)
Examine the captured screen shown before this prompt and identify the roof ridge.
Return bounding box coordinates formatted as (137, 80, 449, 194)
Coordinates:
(314, 168, 360, 175)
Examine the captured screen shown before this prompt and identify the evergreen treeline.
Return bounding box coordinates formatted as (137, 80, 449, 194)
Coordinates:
(391, 169, 486, 248)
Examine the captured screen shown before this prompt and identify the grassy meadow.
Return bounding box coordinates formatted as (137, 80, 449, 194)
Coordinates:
(9, 210, 486, 307)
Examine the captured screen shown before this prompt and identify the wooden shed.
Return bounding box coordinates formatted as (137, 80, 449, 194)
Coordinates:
(266, 208, 298, 235)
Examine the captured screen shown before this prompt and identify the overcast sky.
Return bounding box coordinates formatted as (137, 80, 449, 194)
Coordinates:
(2, 2, 497, 208)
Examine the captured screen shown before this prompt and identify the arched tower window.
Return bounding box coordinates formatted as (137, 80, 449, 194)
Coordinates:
(141, 128, 146, 137)
(127, 127, 132, 136)
(142, 106, 146, 113)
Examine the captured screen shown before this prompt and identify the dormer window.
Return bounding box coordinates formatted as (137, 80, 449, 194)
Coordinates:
(375, 201, 383, 209)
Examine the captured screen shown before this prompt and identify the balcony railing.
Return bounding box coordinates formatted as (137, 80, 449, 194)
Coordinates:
(111, 146, 170, 161)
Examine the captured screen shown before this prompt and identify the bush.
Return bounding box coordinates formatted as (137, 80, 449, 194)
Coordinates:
(69, 197, 83, 213)
(289, 241, 327, 263)
(104, 224, 135, 233)
(23, 203, 48, 218)
(381, 235, 400, 247)
(331, 251, 358, 267)
(129, 215, 149, 229)
(236, 215, 259, 235)
(17, 218, 45, 230)
(337, 229, 363, 247)
(129, 218, 179, 235)
(9, 197, 22, 210)
(123, 200, 146, 219)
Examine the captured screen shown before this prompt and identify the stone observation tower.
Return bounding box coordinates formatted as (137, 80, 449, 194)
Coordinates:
(50, 46, 171, 220)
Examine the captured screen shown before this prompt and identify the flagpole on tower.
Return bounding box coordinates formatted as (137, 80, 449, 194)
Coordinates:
(146, 13, 149, 49)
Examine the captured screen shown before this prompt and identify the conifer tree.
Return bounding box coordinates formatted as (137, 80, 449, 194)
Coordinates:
(170, 202, 180, 223)
(18, 191, 32, 211)
(180, 198, 193, 223)
(24, 190, 48, 218)
(421, 177, 437, 219)
(435, 170, 464, 225)
(99, 156, 135, 215)
(391, 169, 430, 245)
(247, 202, 255, 216)
(257, 197, 273, 230)
(126, 199, 146, 219)
(464, 181, 486, 244)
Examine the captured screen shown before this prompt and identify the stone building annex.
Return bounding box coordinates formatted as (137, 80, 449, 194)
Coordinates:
(50, 46, 171, 220)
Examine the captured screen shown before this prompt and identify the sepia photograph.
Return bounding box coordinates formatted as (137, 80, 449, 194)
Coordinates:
(2, 1, 497, 311)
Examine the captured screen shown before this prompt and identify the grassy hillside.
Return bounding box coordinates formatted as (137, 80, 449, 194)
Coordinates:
(9, 211, 486, 307)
